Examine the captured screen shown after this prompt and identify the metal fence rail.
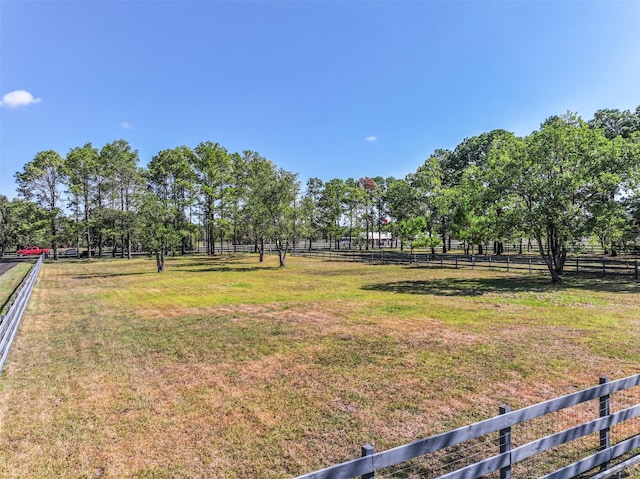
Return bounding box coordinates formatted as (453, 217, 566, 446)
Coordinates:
(294, 375, 640, 479)
(291, 249, 640, 280)
(0, 254, 44, 373)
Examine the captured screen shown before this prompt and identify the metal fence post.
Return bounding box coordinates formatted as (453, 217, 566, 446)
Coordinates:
(362, 444, 375, 479)
(599, 377, 610, 472)
(499, 405, 512, 479)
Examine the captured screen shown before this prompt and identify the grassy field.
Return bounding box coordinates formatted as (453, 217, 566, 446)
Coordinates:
(0, 261, 34, 316)
(0, 254, 639, 478)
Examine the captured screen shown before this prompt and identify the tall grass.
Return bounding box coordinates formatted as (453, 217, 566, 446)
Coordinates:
(0, 254, 638, 478)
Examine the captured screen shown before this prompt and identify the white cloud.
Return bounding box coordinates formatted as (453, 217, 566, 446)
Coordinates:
(365, 135, 377, 142)
(121, 121, 134, 129)
(0, 90, 42, 108)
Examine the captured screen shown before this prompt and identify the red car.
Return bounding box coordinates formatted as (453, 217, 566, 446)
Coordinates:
(16, 246, 50, 256)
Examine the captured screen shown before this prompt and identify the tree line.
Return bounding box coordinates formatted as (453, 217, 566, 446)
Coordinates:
(1, 106, 639, 282)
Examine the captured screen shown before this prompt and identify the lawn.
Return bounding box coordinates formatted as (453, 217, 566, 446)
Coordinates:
(0, 261, 34, 316)
(0, 254, 639, 478)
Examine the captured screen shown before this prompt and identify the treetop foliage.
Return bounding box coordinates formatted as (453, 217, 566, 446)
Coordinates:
(5, 106, 640, 280)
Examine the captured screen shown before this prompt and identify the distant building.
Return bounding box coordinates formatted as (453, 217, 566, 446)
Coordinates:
(363, 232, 392, 247)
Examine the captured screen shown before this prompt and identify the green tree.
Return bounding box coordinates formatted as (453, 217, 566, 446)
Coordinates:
(398, 216, 427, 255)
(318, 178, 346, 249)
(409, 157, 446, 254)
(589, 107, 640, 139)
(193, 141, 233, 254)
(487, 113, 635, 282)
(300, 177, 324, 251)
(0, 196, 21, 255)
(385, 177, 419, 250)
(98, 140, 142, 259)
(230, 152, 249, 251)
(65, 142, 99, 258)
(371, 176, 389, 249)
(146, 147, 198, 256)
(244, 153, 300, 267)
(343, 178, 366, 249)
(357, 177, 377, 250)
(15, 150, 66, 259)
(136, 191, 181, 273)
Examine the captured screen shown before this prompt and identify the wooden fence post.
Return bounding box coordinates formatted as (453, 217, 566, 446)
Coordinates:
(499, 405, 512, 479)
(362, 444, 375, 479)
(507, 256, 510, 272)
(576, 258, 579, 275)
(602, 259, 606, 275)
(528, 258, 531, 273)
(599, 377, 610, 472)
(455, 256, 458, 269)
(635, 260, 638, 280)
(472, 255, 475, 270)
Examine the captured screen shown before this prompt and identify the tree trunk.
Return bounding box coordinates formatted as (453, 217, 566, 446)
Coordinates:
(278, 241, 287, 267)
(156, 250, 165, 273)
(258, 238, 265, 262)
(51, 214, 58, 260)
(233, 222, 238, 253)
(536, 236, 562, 283)
(83, 188, 91, 260)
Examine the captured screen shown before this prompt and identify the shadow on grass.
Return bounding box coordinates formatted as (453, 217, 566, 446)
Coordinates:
(170, 255, 279, 273)
(72, 271, 151, 279)
(178, 265, 280, 273)
(68, 254, 278, 278)
(362, 275, 640, 297)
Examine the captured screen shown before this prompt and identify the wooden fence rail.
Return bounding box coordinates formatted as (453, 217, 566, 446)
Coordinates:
(0, 254, 43, 373)
(291, 250, 640, 280)
(294, 375, 640, 479)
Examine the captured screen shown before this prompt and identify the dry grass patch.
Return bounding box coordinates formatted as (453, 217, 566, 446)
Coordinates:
(0, 254, 639, 478)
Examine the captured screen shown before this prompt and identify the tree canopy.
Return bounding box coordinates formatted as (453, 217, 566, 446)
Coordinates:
(7, 105, 640, 281)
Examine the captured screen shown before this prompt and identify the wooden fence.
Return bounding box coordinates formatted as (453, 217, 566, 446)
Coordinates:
(291, 250, 640, 280)
(0, 254, 43, 373)
(295, 375, 640, 479)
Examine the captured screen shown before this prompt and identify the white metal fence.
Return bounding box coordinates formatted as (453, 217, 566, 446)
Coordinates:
(0, 254, 44, 373)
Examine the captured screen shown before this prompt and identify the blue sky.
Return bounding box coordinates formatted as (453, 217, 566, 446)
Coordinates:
(1, 1, 639, 198)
